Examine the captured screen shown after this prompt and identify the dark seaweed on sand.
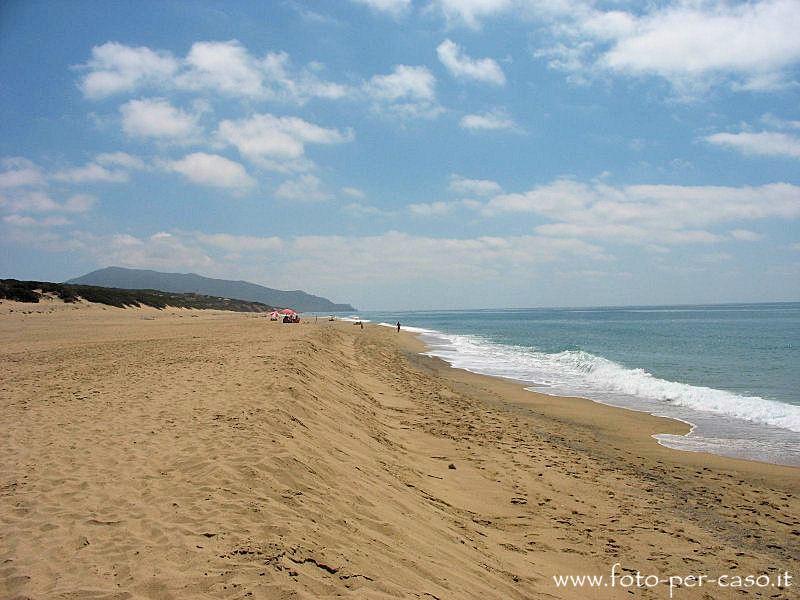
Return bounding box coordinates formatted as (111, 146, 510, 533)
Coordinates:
(0, 279, 275, 312)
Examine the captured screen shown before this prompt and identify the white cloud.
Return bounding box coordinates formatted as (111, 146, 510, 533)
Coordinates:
(3, 214, 36, 227)
(460, 109, 518, 131)
(704, 131, 800, 159)
(0, 157, 45, 188)
(50, 153, 146, 185)
(0, 191, 96, 214)
(534, 222, 724, 245)
(483, 179, 800, 246)
(697, 251, 733, 264)
(341, 186, 366, 199)
(275, 174, 331, 201)
(95, 152, 146, 170)
(436, 0, 800, 94)
(436, 39, 505, 85)
(78, 42, 179, 99)
(367, 64, 435, 101)
(1, 154, 144, 189)
(120, 98, 202, 142)
(52, 162, 129, 183)
(365, 65, 442, 119)
(760, 114, 800, 130)
(533, 41, 596, 86)
(195, 232, 283, 253)
(177, 40, 265, 97)
(342, 202, 391, 217)
(164, 153, 255, 190)
(63, 194, 97, 213)
(598, 0, 800, 90)
(216, 113, 352, 172)
(433, 0, 513, 29)
(729, 229, 763, 241)
(449, 174, 502, 196)
(262, 52, 351, 102)
(3, 214, 71, 228)
(408, 201, 457, 217)
(350, 0, 410, 17)
(80, 231, 215, 271)
(17, 229, 608, 303)
(284, 232, 607, 286)
(5, 191, 50, 213)
(78, 40, 349, 104)
(407, 199, 480, 216)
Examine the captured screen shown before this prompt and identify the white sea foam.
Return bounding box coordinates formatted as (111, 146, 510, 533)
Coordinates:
(338, 315, 371, 323)
(378, 322, 437, 334)
(654, 433, 800, 466)
(412, 329, 800, 434)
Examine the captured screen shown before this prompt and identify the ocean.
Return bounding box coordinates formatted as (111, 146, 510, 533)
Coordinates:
(351, 303, 800, 466)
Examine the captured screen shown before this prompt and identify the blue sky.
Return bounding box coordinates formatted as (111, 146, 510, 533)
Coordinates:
(1, 0, 799, 310)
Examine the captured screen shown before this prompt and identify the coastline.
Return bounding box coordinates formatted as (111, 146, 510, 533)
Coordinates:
(2, 304, 797, 599)
(374, 316, 800, 468)
(392, 323, 798, 479)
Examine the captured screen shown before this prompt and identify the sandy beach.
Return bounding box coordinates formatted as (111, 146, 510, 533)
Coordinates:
(1, 302, 798, 599)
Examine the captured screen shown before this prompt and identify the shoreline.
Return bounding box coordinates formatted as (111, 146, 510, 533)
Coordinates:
(387, 323, 799, 479)
(2, 304, 798, 599)
(372, 320, 800, 469)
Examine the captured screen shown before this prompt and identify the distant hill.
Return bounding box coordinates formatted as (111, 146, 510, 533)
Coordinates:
(67, 267, 356, 313)
(0, 279, 273, 312)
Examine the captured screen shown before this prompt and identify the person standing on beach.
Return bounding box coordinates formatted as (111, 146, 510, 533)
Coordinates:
(396, 321, 401, 332)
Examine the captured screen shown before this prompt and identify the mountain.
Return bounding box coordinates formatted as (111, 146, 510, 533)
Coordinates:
(67, 267, 356, 312)
(1, 279, 273, 312)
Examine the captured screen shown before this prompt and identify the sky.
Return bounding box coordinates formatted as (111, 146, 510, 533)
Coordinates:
(1, 0, 799, 310)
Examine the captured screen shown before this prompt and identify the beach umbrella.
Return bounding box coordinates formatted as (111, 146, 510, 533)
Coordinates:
(279, 308, 297, 315)
(268, 311, 280, 318)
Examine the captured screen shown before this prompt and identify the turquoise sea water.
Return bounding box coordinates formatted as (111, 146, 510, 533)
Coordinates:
(352, 303, 800, 466)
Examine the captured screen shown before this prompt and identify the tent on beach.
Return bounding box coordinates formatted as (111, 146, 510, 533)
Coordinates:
(278, 308, 300, 323)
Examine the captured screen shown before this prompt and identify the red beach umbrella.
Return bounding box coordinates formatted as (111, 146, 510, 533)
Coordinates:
(278, 308, 297, 315)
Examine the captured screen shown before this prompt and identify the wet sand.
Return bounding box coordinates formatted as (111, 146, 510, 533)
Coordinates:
(1, 302, 797, 599)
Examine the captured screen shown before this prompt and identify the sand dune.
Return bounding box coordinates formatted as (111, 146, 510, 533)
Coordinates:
(1, 303, 797, 599)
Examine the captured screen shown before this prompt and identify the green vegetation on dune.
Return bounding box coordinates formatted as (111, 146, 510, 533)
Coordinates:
(0, 279, 275, 312)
